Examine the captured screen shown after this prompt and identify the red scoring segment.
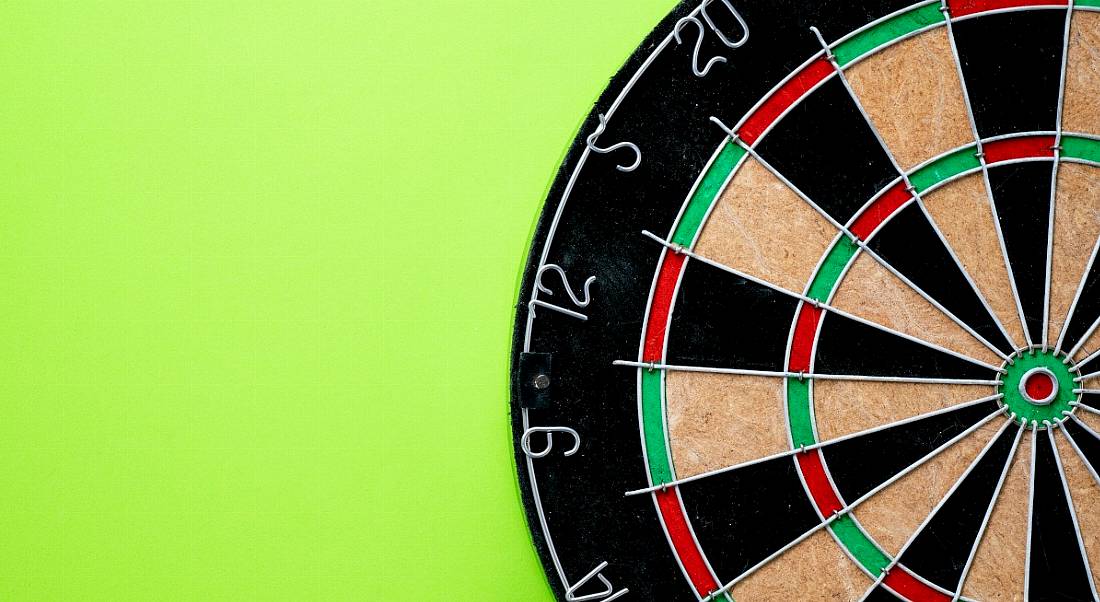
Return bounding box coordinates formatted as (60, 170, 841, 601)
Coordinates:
(850, 182, 913, 240)
(796, 450, 845, 516)
(643, 252, 686, 361)
(948, 0, 1069, 18)
(655, 490, 723, 596)
(789, 305, 823, 373)
(983, 134, 1057, 164)
(883, 568, 954, 602)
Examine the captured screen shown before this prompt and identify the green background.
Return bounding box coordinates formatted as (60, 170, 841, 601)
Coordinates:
(0, 0, 675, 599)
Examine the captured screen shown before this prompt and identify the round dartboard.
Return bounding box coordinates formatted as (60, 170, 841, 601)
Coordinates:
(509, 1, 1100, 600)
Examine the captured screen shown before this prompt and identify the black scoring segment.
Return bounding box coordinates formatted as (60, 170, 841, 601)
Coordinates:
(895, 424, 1019, 591)
(862, 587, 904, 601)
(1073, 354, 1100, 376)
(753, 77, 900, 226)
(814, 311, 995, 380)
(678, 456, 820, 583)
(1028, 431, 1095, 602)
(868, 203, 1016, 354)
(666, 258, 800, 371)
(951, 9, 1067, 138)
(986, 161, 1055, 345)
(1079, 394, 1100, 414)
(821, 399, 1000, 503)
(1076, 351, 1100, 377)
(1058, 262, 1100, 356)
(1063, 419, 1100, 475)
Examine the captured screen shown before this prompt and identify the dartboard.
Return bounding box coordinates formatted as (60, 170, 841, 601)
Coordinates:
(509, 1, 1100, 600)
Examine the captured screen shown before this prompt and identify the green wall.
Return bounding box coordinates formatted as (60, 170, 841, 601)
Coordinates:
(0, 0, 676, 599)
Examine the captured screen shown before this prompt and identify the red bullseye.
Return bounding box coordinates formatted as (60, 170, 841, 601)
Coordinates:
(1022, 370, 1056, 404)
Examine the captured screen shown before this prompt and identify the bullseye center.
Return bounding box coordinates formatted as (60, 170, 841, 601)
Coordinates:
(1020, 368, 1057, 405)
(997, 349, 1079, 426)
